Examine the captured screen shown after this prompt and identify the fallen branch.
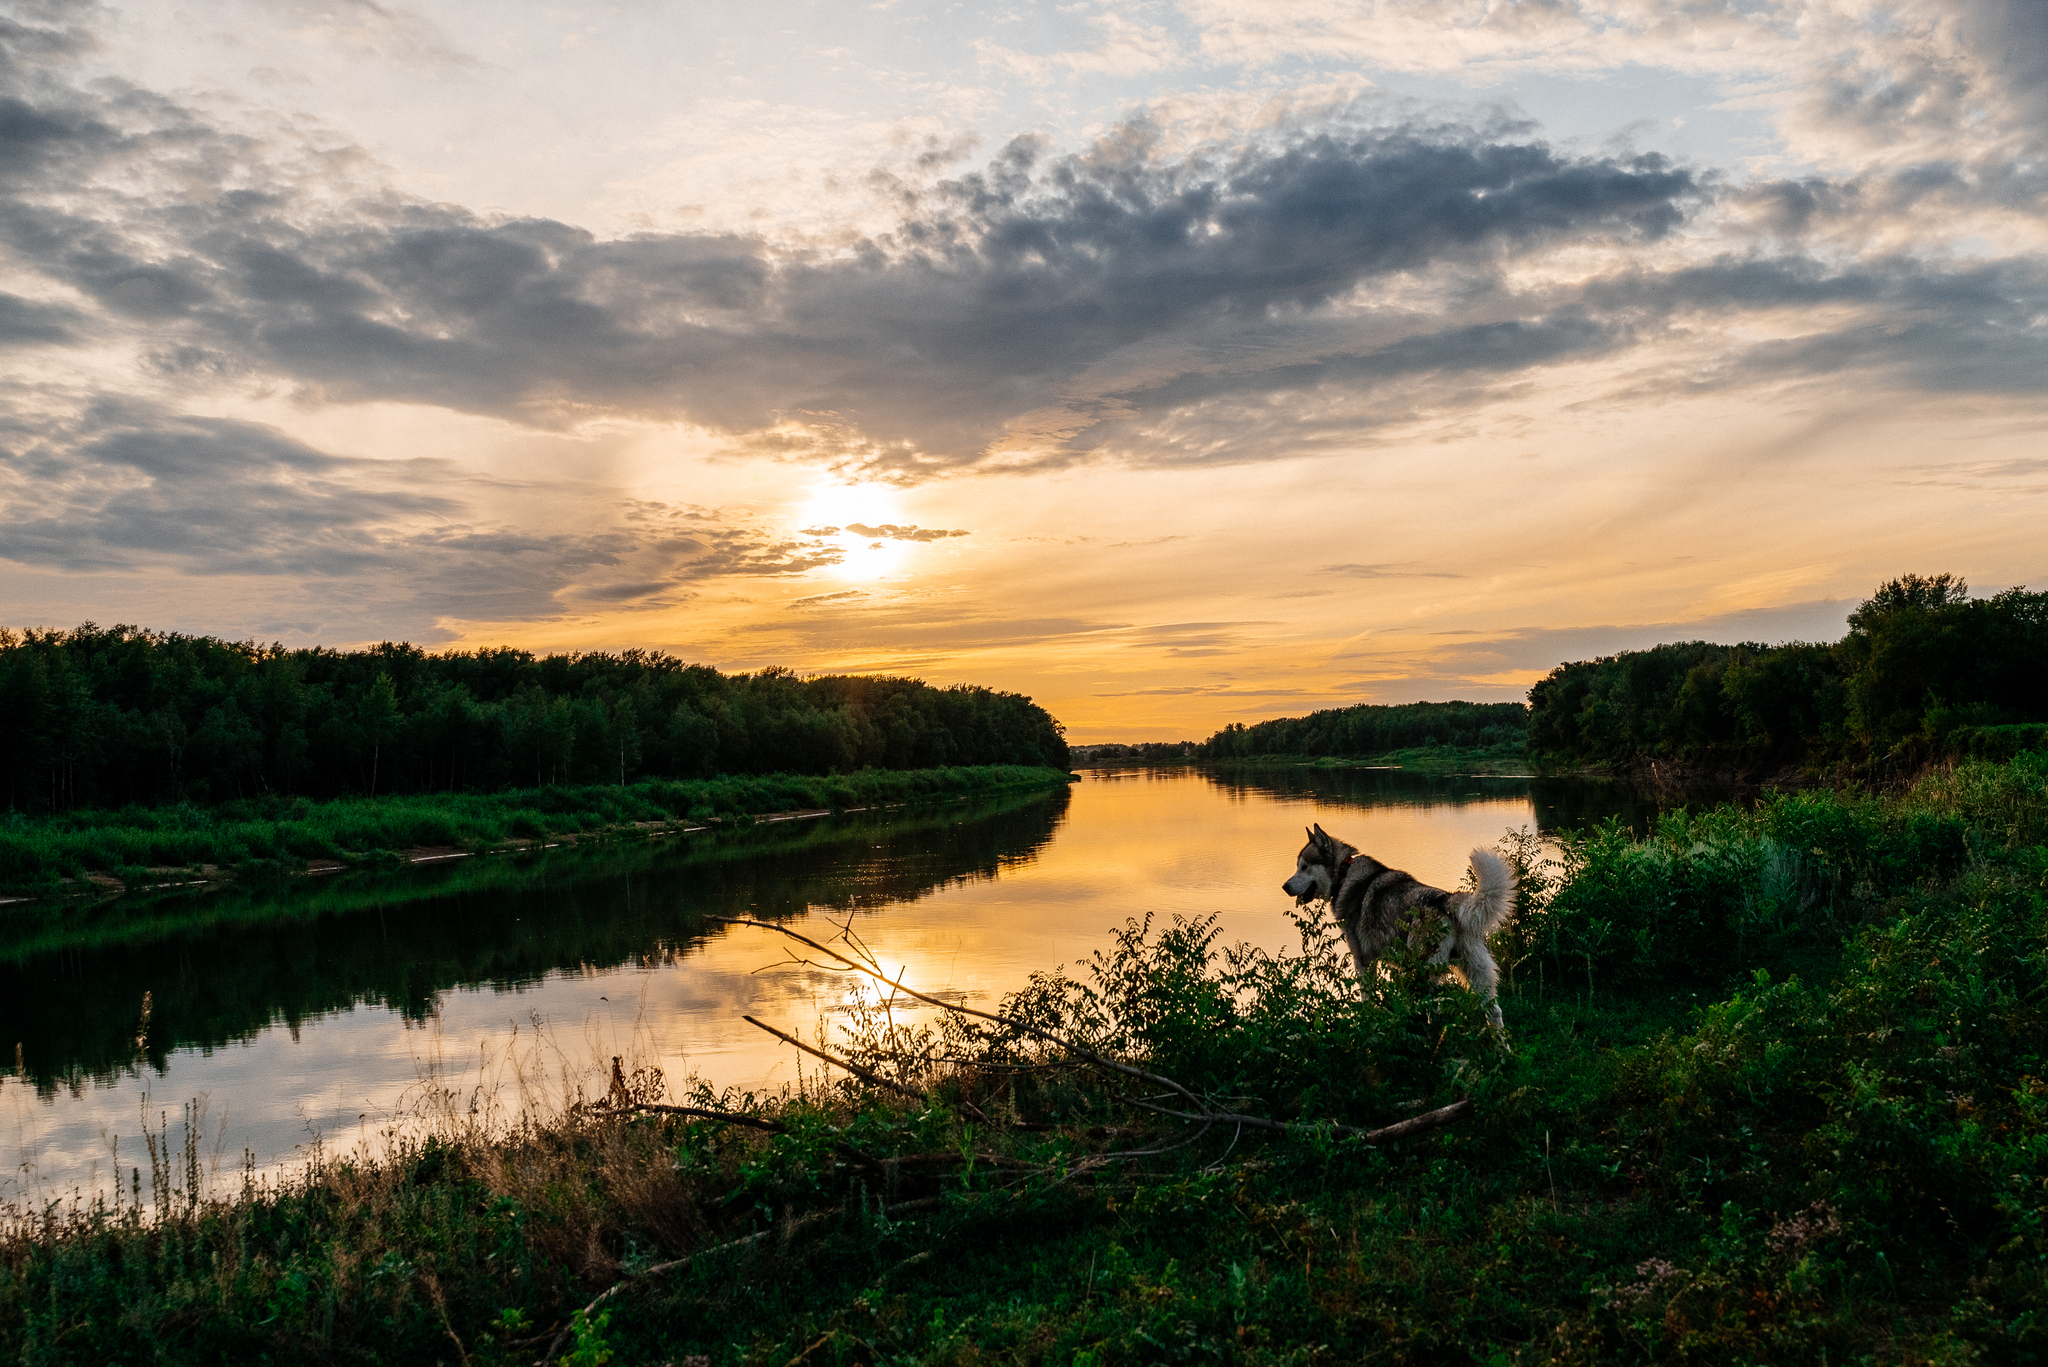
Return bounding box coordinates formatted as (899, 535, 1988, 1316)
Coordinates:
(1121, 1096, 1474, 1144)
(743, 1016, 926, 1101)
(578, 1101, 786, 1134)
(743, 1014, 996, 1125)
(711, 917, 1209, 1114)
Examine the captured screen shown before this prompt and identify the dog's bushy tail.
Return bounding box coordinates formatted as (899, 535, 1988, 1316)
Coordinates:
(1456, 847, 1515, 939)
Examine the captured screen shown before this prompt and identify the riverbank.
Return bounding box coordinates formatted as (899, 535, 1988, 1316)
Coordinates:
(0, 764, 1075, 896)
(5, 753, 2039, 1363)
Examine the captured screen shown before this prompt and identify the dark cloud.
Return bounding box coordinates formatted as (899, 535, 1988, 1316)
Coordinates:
(0, 39, 1713, 476)
(0, 393, 844, 627)
(0, 7, 2043, 495)
(0, 289, 79, 345)
(0, 398, 465, 578)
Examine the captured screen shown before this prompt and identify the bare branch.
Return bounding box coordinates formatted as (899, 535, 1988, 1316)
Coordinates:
(579, 1102, 786, 1133)
(743, 1016, 928, 1101)
(710, 917, 1208, 1114)
(1120, 1097, 1473, 1144)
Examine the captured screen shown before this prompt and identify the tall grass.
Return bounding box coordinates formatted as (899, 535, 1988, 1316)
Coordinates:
(0, 764, 1072, 890)
(1501, 749, 2048, 985)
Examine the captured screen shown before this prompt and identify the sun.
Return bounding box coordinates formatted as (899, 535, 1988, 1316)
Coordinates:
(794, 482, 913, 583)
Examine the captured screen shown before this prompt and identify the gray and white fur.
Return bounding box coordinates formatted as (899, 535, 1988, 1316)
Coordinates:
(1281, 822, 1515, 1029)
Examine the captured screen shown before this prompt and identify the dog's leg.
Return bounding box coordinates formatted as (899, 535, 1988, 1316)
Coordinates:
(1462, 935, 1504, 1030)
(1340, 919, 1374, 995)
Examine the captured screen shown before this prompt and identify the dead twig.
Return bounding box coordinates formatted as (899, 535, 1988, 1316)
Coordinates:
(712, 917, 1210, 1114)
(744, 1016, 927, 1101)
(579, 1101, 787, 1133)
(1119, 1096, 1474, 1144)
(741, 1016, 993, 1124)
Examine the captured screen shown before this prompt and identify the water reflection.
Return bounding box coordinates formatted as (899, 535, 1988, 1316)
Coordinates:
(3, 785, 1071, 1097)
(3, 767, 1656, 1199)
(1190, 762, 1661, 835)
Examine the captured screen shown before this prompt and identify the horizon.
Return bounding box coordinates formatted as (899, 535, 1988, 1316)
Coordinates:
(2, 1, 2042, 743)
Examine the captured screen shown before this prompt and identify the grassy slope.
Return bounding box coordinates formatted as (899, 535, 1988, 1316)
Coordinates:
(0, 764, 1073, 893)
(2, 755, 2042, 1365)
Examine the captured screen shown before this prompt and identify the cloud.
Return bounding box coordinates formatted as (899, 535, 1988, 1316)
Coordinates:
(1402, 599, 1864, 677)
(0, 291, 83, 346)
(790, 589, 868, 609)
(0, 31, 1721, 479)
(258, 0, 482, 70)
(1322, 563, 1465, 580)
(0, 0, 2042, 518)
(0, 393, 847, 630)
(842, 523, 970, 541)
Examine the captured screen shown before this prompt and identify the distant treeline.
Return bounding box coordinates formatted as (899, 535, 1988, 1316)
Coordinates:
(1529, 575, 2048, 771)
(0, 625, 1069, 812)
(1069, 742, 1198, 763)
(1196, 700, 1527, 759)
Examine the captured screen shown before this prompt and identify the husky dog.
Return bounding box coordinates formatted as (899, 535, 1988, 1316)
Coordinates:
(1282, 824, 1515, 1028)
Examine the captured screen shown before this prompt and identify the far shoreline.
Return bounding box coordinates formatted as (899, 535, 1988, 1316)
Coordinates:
(0, 764, 1077, 900)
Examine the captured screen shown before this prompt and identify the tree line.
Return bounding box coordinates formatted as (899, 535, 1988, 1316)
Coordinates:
(0, 625, 1069, 812)
(1527, 574, 2048, 769)
(1196, 699, 1528, 759)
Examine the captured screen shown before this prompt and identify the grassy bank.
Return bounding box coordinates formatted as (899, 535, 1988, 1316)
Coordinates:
(0, 764, 1074, 894)
(3, 756, 2042, 1363)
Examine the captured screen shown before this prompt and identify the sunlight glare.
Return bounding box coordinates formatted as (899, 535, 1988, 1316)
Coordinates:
(796, 481, 913, 583)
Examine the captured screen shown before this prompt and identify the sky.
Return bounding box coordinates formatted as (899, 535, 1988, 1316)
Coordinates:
(0, 0, 2043, 741)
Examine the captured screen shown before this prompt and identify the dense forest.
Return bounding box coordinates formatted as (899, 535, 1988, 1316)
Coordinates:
(1195, 699, 1527, 759)
(0, 625, 1069, 812)
(1528, 574, 2048, 771)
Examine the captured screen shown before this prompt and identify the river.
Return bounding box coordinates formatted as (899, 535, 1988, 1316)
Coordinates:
(0, 765, 1653, 1207)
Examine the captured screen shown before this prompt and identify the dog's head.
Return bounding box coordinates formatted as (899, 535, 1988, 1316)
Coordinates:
(1282, 822, 1355, 904)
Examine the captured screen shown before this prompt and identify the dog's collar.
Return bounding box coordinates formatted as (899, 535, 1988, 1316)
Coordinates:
(1333, 853, 1353, 890)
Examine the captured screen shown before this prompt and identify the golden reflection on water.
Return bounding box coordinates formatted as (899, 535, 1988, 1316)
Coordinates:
(1, 767, 1540, 1203)
(630, 766, 1534, 1098)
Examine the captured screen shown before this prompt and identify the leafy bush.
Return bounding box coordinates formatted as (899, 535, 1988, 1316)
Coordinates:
(1504, 756, 2048, 985)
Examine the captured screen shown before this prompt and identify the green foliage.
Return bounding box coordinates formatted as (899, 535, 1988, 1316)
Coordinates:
(1527, 575, 2048, 770)
(1508, 752, 2048, 984)
(1197, 700, 1527, 760)
(0, 624, 1069, 813)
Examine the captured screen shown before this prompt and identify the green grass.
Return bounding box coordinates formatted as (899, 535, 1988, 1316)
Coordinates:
(2, 756, 2042, 1364)
(0, 764, 1074, 893)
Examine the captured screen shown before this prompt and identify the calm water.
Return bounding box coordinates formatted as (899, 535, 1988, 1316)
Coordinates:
(0, 766, 1650, 1204)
